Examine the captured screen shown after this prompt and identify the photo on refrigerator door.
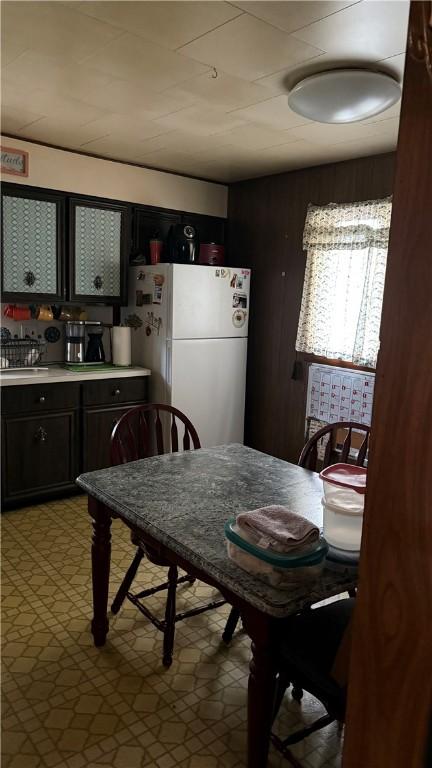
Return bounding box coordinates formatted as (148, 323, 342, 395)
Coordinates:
(233, 292, 247, 309)
(233, 311, 246, 328)
(230, 273, 245, 289)
(153, 274, 165, 304)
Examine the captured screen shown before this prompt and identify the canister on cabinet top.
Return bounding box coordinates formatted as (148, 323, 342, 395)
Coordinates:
(199, 243, 225, 266)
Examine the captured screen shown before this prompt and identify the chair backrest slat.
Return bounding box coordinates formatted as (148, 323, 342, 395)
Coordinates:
(111, 403, 201, 466)
(357, 432, 369, 466)
(155, 410, 164, 455)
(323, 430, 334, 467)
(126, 420, 137, 460)
(308, 442, 318, 471)
(117, 433, 128, 465)
(183, 427, 190, 451)
(138, 409, 150, 459)
(299, 421, 370, 472)
(171, 416, 179, 453)
(340, 428, 352, 463)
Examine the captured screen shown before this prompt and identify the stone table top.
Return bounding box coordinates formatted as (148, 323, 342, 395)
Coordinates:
(77, 444, 356, 618)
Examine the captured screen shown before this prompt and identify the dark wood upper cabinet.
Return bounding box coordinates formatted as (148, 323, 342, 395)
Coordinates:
(131, 208, 181, 265)
(69, 197, 130, 305)
(181, 212, 225, 248)
(1, 182, 226, 306)
(1, 185, 65, 303)
(130, 207, 225, 264)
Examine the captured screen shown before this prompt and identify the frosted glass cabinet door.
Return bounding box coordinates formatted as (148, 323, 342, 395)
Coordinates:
(1, 190, 63, 300)
(70, 200, 128, 303)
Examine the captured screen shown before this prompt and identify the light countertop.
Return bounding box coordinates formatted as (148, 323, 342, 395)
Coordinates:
(0, 365, 151, 387)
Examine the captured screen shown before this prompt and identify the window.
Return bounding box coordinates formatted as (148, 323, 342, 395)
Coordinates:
(295, 197, 392, 369)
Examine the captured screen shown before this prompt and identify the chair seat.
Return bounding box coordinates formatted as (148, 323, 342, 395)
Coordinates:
(279, 598, 354, 715)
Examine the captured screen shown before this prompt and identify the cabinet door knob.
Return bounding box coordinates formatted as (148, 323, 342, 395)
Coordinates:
(24, 270, 36, 287)
(35, 426, 48, 442)
(39, 396, 46, 403)
(113, 388, 121, 396)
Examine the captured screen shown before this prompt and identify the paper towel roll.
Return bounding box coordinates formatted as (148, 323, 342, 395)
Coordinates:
(112, 326, 131, 367)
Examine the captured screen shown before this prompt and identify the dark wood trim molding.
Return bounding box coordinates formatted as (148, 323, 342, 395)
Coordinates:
(301, 353, 375, 374)
(0, 180, 227, 226)
(0, 132, 228, 187)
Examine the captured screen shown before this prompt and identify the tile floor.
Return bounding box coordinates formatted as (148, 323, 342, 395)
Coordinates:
(2, 496, 343, 768)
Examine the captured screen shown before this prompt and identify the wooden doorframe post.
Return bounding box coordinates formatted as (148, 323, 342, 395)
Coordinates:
(343, 4, 432, 767)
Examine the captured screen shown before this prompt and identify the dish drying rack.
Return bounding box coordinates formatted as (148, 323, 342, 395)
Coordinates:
(0, 338, 47, 370)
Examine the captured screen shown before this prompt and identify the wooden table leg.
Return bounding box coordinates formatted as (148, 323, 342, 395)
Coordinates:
(242, 608, 278, 768)
(88, 496, 112, 647)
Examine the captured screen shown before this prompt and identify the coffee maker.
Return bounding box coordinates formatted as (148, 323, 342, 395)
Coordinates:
(65, 321, 86, 364)
(168, 223, 198, 263)
(64, 321, 104, 364)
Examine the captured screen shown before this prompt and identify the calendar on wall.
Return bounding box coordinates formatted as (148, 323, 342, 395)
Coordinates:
(306, 363, 375, 427)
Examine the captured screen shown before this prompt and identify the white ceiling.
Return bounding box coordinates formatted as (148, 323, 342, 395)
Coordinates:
(1, 1, 409, 183)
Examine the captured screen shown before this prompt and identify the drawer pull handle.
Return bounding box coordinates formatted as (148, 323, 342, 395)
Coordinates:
(24, 270, 36, 287)
(113, 388, 121, 396)
(35, 426, 48, 443)
(39, 396, 46, 403)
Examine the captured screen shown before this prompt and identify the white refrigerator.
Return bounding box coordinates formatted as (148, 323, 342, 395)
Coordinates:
(122, 263, 251, 448)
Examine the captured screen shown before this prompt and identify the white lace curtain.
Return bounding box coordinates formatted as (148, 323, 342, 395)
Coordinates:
(295, 197, 392, 368)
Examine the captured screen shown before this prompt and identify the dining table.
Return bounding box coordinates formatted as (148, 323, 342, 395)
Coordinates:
(76, 443, 357, 768)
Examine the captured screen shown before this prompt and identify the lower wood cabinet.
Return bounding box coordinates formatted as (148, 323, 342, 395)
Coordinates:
(83, 404, 137, 473)
(1, 376, 148, 508)
(2, 411, 79, 505)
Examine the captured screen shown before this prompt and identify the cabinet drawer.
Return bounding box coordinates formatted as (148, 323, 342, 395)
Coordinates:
(2, 382, 80, 415)
(2, 411, 79, 501)
(83, 405, 137, 473)
(82, 377, 148, 406)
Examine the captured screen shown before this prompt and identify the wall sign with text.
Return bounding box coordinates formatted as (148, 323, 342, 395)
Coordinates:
(1, 146, 29, 177)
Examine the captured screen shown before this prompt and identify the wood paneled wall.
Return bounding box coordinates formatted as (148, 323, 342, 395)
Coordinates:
(228, 152, 395, 463)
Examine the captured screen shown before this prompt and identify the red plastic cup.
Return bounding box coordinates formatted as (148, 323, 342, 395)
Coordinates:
(149, 239, 163, 265)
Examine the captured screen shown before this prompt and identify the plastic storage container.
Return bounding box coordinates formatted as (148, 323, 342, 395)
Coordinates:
(225, 518, 328, 588)
(320, 463, 367, 551)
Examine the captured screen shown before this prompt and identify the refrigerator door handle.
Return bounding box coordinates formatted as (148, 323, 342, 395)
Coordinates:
(166, 341, 172, 387)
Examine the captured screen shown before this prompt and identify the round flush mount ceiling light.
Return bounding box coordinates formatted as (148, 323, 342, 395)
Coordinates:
(288, 69, 401, 124)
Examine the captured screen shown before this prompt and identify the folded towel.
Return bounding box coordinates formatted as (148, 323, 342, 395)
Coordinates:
(236, 505, 319, 554)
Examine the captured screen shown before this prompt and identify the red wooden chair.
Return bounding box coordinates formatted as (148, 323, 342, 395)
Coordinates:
(296, 420, 370, 654)
(110, 403, 225, 668)
(299, 421, 371, 471)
